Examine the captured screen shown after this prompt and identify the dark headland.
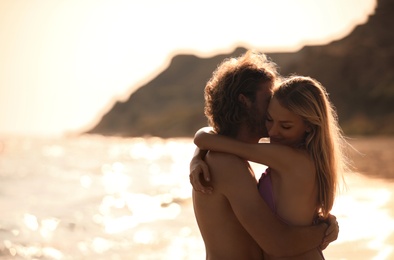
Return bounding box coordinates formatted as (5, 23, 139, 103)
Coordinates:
(86, 0, 394, 138)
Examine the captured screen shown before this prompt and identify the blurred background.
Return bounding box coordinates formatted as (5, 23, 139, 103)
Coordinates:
(0, 0, 393, 259)
(1, 0, 388, 138)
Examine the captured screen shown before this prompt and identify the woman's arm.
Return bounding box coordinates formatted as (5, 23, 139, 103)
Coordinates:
(194, 127, 300, 171)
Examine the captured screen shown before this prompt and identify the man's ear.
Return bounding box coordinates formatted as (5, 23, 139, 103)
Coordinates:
(238, 94, 252, 107)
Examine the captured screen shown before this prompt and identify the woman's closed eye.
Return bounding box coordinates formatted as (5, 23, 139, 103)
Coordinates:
(281, 125, 292, 130)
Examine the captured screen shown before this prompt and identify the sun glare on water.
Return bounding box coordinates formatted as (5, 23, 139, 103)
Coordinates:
(92, 138, 193, 237)
(1, 135, 393, 259)
(328, 174, 394, 259)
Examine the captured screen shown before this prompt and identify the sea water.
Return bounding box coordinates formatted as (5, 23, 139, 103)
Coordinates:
(0, 135, 393, 260)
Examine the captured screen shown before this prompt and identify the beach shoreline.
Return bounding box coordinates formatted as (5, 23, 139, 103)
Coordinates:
(348, 136, 394, 179)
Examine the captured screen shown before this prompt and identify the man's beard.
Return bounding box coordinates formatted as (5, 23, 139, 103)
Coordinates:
(244, 104, 267, 138)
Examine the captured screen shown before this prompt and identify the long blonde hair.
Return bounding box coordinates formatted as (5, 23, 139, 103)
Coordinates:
(274, 76, 349, 217)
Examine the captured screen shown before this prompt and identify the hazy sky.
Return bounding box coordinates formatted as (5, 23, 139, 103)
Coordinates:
(0, 0, 377, 137)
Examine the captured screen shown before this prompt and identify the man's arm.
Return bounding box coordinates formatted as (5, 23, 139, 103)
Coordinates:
(207, 152, 327, 257)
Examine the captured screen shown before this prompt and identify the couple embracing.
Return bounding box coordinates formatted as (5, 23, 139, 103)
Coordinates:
(189, 50, 350, 259)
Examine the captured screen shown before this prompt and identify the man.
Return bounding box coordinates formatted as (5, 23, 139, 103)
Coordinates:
(189, 50, 338, 259)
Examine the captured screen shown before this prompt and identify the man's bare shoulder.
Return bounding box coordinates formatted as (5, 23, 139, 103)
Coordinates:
(206, 151, 244, 163)
(205, 151, 247, 172)
(205, 151, 255, 185)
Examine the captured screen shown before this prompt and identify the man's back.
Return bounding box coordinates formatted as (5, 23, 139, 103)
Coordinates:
(192, 151, 263, 260)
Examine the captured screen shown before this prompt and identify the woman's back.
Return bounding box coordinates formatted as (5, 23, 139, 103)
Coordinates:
(260, 151, 324, 260)
(271, 152, 318, 225)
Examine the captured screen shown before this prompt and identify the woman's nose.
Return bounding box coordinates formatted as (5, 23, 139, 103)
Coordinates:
(268, 124, 279, 137)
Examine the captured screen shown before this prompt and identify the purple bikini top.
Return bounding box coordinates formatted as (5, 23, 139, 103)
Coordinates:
(258, 168, 277, 213)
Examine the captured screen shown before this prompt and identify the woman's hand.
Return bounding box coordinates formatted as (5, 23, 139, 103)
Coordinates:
(189, 155, 213, 194)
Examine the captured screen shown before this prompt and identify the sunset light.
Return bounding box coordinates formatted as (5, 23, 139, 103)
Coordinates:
(0, 0, 376, 136)
(2, 1, 393, 259)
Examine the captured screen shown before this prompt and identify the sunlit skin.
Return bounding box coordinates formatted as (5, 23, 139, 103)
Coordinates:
(192, 82, 325, 259)
(190, 78, 339, 259)
(193, 95, 328, 259)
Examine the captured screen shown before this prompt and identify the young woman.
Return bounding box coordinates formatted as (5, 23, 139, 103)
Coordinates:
(193, 75, 350, 259)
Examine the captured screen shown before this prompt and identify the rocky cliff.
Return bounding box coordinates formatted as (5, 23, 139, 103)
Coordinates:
(87, 0, 394, 137)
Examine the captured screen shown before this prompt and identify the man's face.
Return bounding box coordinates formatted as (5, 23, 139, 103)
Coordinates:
(245, 82, 273, 137)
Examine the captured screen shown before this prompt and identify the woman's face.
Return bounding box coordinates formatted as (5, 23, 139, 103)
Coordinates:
(265, 97, 310, 147)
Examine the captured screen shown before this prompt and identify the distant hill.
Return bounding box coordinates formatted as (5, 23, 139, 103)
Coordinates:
(87, 0, 394, 138)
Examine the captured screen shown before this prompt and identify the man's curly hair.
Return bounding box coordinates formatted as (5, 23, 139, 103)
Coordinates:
(204, 50, 279, 137)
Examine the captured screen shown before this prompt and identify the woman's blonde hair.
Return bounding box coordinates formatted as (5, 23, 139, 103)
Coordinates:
(274, 76, 350, 217)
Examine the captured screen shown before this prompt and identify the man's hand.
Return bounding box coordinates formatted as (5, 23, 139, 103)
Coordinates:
(189, 155, 213, 194)
(319, 214, 339, 250)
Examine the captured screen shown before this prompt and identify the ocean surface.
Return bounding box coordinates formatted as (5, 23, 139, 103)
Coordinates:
(0, 135, 393, 260)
